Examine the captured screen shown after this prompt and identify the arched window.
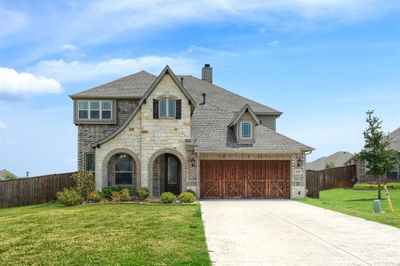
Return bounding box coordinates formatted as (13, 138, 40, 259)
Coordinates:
(115, 153, 133, 185)
(159, 98, 176, 118)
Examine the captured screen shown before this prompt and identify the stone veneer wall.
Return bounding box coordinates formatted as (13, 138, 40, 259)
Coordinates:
(94, 74, 192, 194)
(77, 100, 137, 169)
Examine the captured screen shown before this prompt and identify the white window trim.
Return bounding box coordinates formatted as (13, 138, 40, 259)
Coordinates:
(159, 97, 176, 119)
(239, 121, 253, 139)
(78, 100, 113, 120)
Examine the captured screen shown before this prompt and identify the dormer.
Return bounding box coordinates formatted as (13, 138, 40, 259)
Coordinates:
(229, 104, 260, 144)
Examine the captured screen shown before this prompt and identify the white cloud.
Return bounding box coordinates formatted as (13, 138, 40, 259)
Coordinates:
(0, 121, 8, 129)
(29, 56, 198, 83)
(187, 45, 236, 56)
(268, 40, 279, 47)
(0, 67, 62, 98)
(60, 44, 79, 52)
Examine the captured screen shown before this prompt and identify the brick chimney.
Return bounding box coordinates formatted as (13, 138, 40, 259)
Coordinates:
(201, 64, 212, 83)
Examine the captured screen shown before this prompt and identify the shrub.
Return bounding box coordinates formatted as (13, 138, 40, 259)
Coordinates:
(57, 188, 83, 206)
(161, 192, 176, 204)
(185, 189, 197, 197)
(353, 182, 400, 190)
(73, 170, 95, 199)
(100, 186, 131, 200)
(111, 191, 122, 202)
(136, 187, 149, 201)
(179, 192, 196, 203)
(120, 188, 131, 201)
(87, 191, 102, 203)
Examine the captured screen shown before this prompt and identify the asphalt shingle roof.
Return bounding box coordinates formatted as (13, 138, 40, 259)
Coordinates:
(70, 71, 156, 99)
(73, 69, 311, 152)
(191, 104, 312, 153)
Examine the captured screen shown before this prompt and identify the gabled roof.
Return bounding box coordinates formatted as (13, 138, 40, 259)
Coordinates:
(70, 71, 156, 99)
(306, 151, 354, 171)
(91, 66, 194, 147)
(191, 104, 313, 153)
(228, 104, 260, 127)
(141, 66, 196, 105)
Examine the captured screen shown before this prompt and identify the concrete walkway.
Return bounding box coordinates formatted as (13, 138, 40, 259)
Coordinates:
(201, 200, 400, 266)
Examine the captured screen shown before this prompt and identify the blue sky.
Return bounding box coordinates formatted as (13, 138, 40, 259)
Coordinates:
(1, 0, 400, 176)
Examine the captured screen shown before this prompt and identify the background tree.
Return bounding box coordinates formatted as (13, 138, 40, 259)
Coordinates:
(325, 162, 335, 169)
(357, 110, 398, 199)
(3, 172, 17, 180)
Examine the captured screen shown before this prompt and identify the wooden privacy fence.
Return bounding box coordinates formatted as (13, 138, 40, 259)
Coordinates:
(306, 165, 356, 198)
(0, 172, 75, 208)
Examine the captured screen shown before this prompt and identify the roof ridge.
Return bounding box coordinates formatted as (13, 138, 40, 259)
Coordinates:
(181, 75, 282, 114)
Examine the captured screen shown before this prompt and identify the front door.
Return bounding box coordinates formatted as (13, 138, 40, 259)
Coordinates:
(165, 154, 180, 195)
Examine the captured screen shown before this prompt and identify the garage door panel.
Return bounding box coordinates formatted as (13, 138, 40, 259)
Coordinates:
(200, 160, 290, 199)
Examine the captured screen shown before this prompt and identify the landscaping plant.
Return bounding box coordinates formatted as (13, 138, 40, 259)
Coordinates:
(136, 187, 149, 201)
(356, 110, 399, 199)
(185, 189, 197, 197)
(87, 191, 102, 203)
(161, 192, 177, 204)
(73, 170, 95, 199)
(179, 192, 197, 203)
(100, 186, 130, 200)
(57, 188, 83, 206)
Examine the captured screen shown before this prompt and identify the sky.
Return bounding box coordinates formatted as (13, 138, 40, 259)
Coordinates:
(1, 0, 400, 177)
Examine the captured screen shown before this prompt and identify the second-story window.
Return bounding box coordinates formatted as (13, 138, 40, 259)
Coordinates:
(77, 100, 113, 120)
(159, 98, 176, 118)
(240, 121, 252, 139)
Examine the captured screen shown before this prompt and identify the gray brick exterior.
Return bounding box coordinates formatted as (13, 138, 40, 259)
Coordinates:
(77, 100, 138, 169)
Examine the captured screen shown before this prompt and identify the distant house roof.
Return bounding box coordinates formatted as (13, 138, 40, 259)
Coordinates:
(389, 127, 400, 152)
(306, 151, 354, 171)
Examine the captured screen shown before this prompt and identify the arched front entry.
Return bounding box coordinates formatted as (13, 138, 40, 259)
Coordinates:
(148, 149, 185, 197)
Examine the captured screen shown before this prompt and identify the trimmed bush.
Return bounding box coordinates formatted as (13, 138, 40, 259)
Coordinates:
(111, 191, 122, 202)
(87, 191, 102, 203)
(100, 186, 131, 200)
(120, 188, 131, 201)
(136, 187, 149, 201)
(57, 188, 83, 206)
(161, 192, 177, 204)
(185, 189, 197, 197)
(179, 192, 196, 203)
(353, 182, 400, 190)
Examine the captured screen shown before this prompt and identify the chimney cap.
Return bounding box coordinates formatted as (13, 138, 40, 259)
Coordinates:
(204, 64, 210, 67)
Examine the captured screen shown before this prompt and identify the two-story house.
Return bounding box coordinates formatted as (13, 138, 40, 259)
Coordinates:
(70, 64, 312, 199)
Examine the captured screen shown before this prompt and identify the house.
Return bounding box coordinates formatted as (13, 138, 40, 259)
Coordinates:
(70, 64, 313, 199)
(306, 151, 354, 171)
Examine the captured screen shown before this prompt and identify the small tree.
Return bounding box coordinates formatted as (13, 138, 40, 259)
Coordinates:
(325, 162, 335, 169)
(3, 172, 17, 180)
(73, 170, 95, 199)
(356, 110, 398, 199)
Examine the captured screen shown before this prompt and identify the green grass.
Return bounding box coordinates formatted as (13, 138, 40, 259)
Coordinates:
(0, 203, 210, 266)
(301, 188, 400, 229)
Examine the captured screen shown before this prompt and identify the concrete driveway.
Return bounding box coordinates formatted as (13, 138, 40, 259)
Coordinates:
(201, 200, 400, 266)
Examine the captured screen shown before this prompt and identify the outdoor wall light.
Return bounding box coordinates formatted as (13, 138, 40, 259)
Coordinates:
(296, 157, 303, 168)
(190, 157, 196, 167)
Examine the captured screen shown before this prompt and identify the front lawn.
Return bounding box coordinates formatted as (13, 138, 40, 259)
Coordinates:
(301, 188, 400, 229)
(0, 203, 210, 265)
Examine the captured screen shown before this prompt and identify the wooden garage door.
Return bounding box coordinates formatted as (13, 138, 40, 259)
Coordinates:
(200, 160, 290, 199)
